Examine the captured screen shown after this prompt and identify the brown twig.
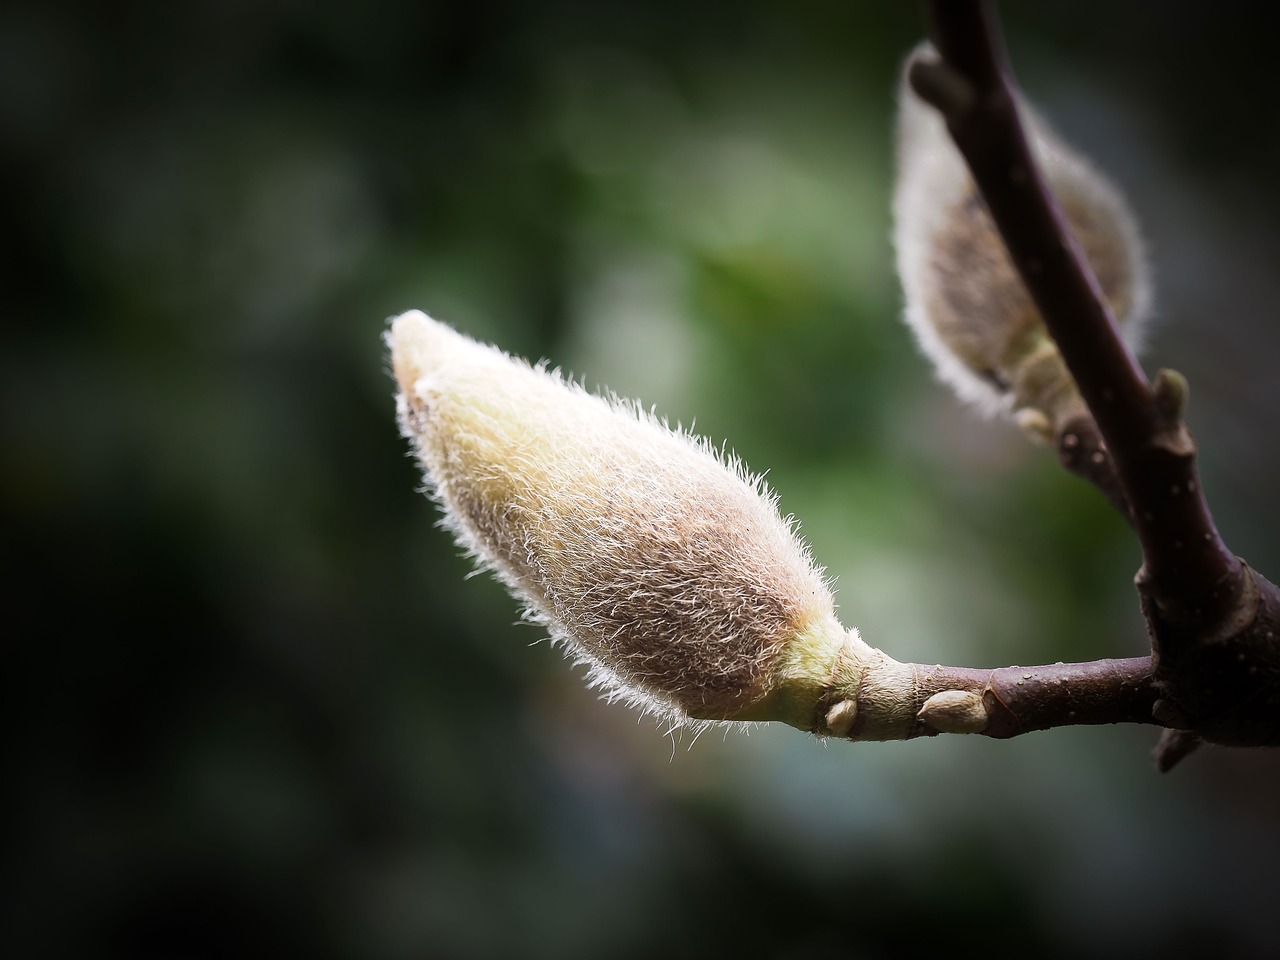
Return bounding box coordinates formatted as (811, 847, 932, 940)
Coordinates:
(1055, 413, 1130, 522)
(907, 0, 1280, 763)
(821, 654, 1158, 743)
(914, 657, 1158, 739)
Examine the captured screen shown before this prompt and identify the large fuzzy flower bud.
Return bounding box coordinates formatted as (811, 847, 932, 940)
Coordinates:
(893, 44, 1152, 421)
(387, 311, 888, 730)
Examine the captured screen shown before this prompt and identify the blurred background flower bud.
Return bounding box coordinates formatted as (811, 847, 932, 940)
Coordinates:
(387, 311, 877, 729)
(893, 44, 1152, 420)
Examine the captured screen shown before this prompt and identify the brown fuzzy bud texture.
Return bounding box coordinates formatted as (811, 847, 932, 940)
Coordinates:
(388, 311, 872, 728)
(893, 44, 1152, 418)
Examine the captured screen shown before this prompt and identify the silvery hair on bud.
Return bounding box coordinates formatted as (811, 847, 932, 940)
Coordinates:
(388, 311, 841, 726)
(893, 43, 1153, 416)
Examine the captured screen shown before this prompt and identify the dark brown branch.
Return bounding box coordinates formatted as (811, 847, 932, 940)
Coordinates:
(913, 1, 1242, 635)
(907, 0, 1280, 762)
(913, 656, 1158, 739)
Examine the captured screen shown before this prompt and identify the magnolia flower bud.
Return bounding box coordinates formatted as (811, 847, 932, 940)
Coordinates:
(893, 44, 1152, 419)
(388, 311, 893, 730)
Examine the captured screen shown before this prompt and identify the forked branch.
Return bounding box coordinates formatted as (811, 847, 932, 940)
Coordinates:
(909, 0, 1280, 764)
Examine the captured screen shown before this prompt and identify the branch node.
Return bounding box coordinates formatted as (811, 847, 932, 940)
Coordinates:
(1014, 408, 1053, 444)
(825, 699, 858, 738)
(918, 689, 990, 734)
(1154, 729, 1202, 773)
(1151, 368, 1195, 456)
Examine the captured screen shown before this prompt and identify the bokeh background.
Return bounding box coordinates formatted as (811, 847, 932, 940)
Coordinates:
(8, 2, 1280, 957)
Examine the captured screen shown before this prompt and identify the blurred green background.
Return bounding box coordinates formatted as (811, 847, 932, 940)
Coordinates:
(7, 1, 1280, 957)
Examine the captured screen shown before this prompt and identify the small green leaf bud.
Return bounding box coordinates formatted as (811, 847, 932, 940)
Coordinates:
(893, 44, 1152, 418)
(387, 311, 890, 729)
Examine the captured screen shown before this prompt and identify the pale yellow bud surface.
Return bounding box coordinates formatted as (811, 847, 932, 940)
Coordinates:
(388, 311, 874, 728)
